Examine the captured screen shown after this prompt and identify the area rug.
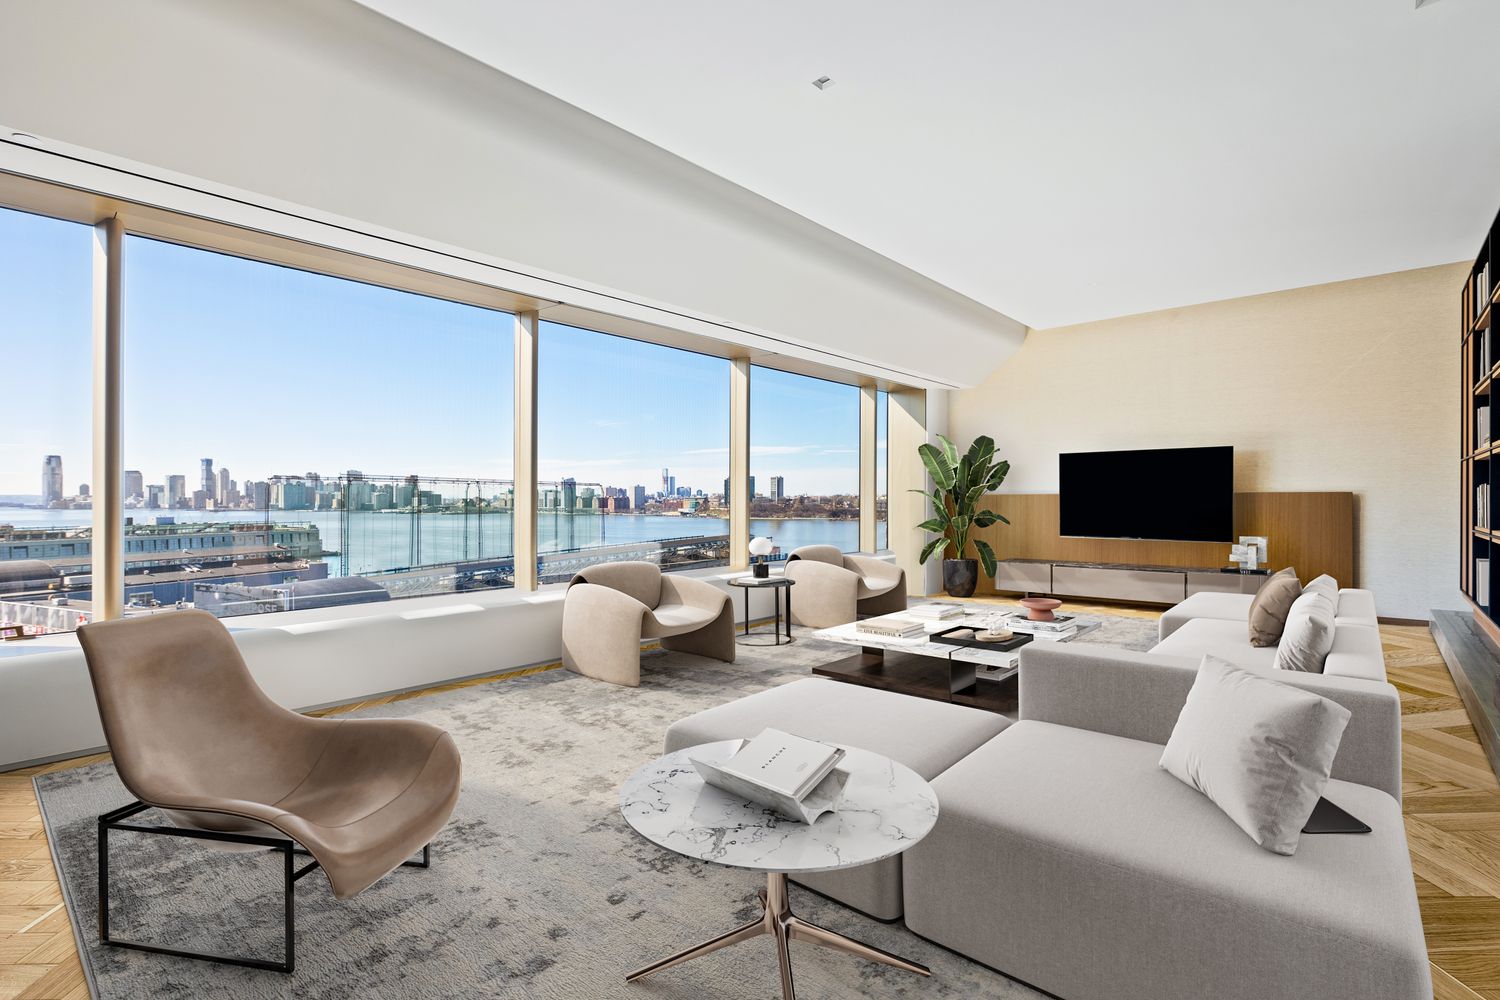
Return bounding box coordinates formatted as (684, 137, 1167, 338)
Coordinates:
(35, 610, 1158, 999)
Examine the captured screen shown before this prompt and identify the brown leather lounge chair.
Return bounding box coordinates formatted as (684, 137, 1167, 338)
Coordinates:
(78, 610, 462, 973)
(561, 561, 735, 686)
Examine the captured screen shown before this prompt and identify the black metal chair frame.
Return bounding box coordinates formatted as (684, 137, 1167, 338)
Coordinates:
(97, 800, 431, 974)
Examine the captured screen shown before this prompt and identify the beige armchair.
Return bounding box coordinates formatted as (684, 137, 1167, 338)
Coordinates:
(783, 544, 907, 628)
(562, 561, 735, 686)
(77, 610, 461, 973)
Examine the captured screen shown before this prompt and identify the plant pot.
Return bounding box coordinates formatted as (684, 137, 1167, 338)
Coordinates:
(942, 558, 979, 598)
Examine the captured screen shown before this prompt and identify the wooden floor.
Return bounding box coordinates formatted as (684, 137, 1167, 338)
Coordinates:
(1, 620, 1497, 999)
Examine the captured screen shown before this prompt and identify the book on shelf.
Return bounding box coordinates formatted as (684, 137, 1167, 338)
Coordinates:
(1481, 405, 1492, 448)
(855, 615, 926, 638)
(691, 728, 849, 824)
(1478, 262, 1492, 321)
(1480, 483, 1491, 530)
(905, 604, 964, 621)
(1479, 558, 1490, 607)
(1484, 327, 1494, 374)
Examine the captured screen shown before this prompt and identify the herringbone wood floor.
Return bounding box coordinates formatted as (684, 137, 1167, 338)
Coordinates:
(0, 623, 1496, 999)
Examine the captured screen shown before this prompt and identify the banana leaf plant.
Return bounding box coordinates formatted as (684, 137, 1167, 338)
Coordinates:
(913, 434, 1011, 578)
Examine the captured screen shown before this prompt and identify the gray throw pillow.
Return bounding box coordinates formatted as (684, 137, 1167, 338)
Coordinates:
(1160, 655, 1350, 855)
(1247, 567, 1300, 647)
(1275, 588, 1337, 673)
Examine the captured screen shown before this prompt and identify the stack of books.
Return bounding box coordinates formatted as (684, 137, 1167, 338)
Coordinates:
(692, 728, 849, 824)
(1480, 482, 1491, 530)
(855, 615, 926, 638)
(1480, 404, 1492, 448)
(906, 604, 964, 622)
(997, 611, 1080, 640)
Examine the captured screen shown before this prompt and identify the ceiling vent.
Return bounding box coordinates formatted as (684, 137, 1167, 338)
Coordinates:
(812, 76, 835, 90)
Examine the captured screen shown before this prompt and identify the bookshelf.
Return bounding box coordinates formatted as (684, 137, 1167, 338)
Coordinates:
(1463, 220, 1497, 618)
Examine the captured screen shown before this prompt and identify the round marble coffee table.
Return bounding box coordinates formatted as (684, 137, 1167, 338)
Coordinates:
(619, 740, 939, 999)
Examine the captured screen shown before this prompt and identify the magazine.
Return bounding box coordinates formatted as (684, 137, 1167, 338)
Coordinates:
(692, 729, 850, 824)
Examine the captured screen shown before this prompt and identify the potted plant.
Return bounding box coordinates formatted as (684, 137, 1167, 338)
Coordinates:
(915, 434, 1011, 598)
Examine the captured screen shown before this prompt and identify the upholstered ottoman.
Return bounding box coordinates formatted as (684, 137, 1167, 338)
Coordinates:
(664, 678, 1011, 919)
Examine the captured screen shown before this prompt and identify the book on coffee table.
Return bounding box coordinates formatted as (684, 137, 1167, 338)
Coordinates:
(691, 728, 850, 824)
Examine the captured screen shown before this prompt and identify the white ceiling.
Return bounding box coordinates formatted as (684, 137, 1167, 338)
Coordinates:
(355, 0, 1500, 329)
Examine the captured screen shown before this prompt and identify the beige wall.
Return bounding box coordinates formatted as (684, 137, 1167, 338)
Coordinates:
(949, 262, 1466, 620)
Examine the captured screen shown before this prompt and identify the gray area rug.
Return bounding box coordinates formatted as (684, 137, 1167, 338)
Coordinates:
(36, 609, 1159, 999)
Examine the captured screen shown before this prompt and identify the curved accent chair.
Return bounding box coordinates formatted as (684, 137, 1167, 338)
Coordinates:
(562, 561, 735, 687)
(783, 545, 907, 628)
(78, 610, 462, 973)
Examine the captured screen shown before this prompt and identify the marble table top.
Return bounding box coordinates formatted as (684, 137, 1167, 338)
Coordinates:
(813, 605, 1101, 668)
(619, 740, 939, 875)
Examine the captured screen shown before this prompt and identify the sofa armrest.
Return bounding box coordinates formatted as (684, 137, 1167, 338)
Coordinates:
(783, 558, 861, 627)
(1018, 643, 1403, 800)
(658, 574, 731, 612)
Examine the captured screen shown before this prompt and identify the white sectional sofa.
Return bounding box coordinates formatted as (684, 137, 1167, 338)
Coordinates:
(1152, 587, 1386, 682)
(664, 653, 1430, 1000)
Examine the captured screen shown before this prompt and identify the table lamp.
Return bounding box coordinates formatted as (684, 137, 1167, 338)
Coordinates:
(749, 536, 774, 578)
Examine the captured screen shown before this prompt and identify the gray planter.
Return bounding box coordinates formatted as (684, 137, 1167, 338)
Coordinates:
(942, 558, 979, 598)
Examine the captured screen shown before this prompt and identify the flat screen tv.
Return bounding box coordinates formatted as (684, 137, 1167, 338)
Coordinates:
(1059, 446, 1233, 543)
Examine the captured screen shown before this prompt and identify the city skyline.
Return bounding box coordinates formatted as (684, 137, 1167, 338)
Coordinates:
(20, 452, 864, 512)
(3, 209, 870, 498)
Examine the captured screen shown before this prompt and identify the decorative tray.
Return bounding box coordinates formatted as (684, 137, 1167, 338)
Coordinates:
(929, 625, 1032, 652)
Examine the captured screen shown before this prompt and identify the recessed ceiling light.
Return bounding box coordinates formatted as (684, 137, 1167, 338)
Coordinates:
(812, 77, 835, 91)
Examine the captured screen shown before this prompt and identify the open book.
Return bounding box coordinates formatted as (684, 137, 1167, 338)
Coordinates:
(692, 729, 849, 824)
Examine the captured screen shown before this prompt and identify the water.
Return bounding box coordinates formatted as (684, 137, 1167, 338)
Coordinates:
(0, 507, 874, 574)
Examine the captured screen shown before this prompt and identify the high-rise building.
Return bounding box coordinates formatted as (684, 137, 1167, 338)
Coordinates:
(770, 476, 785, 500)
(217, 467, 231, 504)
(123, 470, 144, 499)
(661, 467, 670, 496)
(78, 483, 90, 498)
(41, 455, 63, 504)
(146, 484, 165, 508)
(248, 480, 270, 509)
(167, 474, 187, 509)
(632, 485, 647, 508)
(200, 458, 215, 497)
(749, 475, 756, 498)
(561, 477, 577, 511)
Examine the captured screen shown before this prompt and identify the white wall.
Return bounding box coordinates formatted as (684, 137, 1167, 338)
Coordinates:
(948, 263, 1465, 620)
(0, 0, 1023, 388)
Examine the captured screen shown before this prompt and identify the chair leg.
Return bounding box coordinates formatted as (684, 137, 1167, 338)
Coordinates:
(97, 798, 438, 976)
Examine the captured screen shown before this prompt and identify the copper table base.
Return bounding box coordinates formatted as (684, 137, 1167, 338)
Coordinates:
(626, 872, 930, 999)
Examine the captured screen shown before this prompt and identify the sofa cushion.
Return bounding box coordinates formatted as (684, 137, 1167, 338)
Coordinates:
(648, 603, 718, 632)
(665, 678, 1010, 919)
(1157, 591, 1255, 641)
(903, 720, 1431, 1000)
(1246, 566, 1301, 647)
(1160, 655, 1350, 855)
(1150, 617, 1279, 670)
(1277, 588, 1338, 673)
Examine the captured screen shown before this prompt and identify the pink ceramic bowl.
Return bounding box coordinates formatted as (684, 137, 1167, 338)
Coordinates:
(1019, 597, 1062, 622)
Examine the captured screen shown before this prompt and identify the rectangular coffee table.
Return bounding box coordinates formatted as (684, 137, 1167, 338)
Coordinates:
(811, 605, 1100, 715)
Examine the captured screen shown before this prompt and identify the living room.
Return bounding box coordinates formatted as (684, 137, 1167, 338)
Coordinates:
(0, 2, 1495, 999)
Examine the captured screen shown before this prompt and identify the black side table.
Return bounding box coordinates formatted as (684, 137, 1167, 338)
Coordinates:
(727, 576, 795, 645)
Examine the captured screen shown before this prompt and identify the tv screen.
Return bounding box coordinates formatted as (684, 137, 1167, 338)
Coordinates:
(1059, 446, 1233, 543)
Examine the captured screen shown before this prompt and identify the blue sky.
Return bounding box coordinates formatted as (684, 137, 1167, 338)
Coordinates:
(0, 206, 867, 498)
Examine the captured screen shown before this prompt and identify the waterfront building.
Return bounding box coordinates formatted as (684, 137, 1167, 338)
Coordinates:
(146, 485, 165, 508)
(166, 475, 186, 509)
(200, 458, 214, 497)
(217, 467, 230, 504)
(561, 478, 577, 511)
(41, 455, 63, 505)
(632, 485, 646, 508)
(123, 470, 144, 500)
(770, 476, 785, 500)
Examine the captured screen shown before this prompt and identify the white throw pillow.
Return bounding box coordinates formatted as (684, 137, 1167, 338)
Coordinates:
(1303, 573, 1338, 600)
(1160, 655, 1351, 855)
(1275, 588, 1337, 673)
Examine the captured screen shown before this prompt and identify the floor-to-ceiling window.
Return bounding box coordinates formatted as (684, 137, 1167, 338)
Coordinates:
(876, 389, 889, 551)
(536, 321, 730, 582)
(0, 207, 92, 639)
(749, 366, 860, 556)
(122, 236, 515, 617)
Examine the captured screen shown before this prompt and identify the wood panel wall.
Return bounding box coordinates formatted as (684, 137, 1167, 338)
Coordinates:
(969, 492, 1354, 593)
